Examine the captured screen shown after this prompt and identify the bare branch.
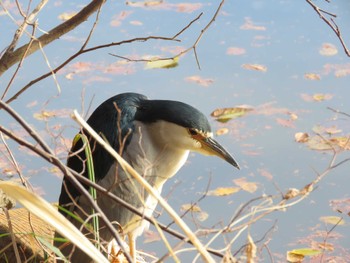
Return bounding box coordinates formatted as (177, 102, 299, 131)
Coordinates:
(111, 0, 226, 70)
(4, 0, 48, 54)
(306, 0, 350, 57)
(0, 0, 106, 76)
(5, 34, 180, 104)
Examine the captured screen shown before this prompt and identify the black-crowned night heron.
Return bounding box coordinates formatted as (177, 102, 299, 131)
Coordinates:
(55, 93, 239, 262)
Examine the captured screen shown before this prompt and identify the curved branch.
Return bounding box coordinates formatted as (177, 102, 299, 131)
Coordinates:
(0, 0, 106, 76)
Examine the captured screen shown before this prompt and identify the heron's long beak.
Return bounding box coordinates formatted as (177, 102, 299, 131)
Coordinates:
(200, 137, 240, 169)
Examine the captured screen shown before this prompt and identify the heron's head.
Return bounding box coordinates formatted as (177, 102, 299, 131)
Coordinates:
(134, 98, 240, 169)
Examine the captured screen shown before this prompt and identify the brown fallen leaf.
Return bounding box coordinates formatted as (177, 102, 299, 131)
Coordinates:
(257, 168, 273, 180)
(110, 10, 133, 27)
(197, 211, 209, 222)
(286, 251, 304, 263)
(325, 126, 342, 135)
(233, 178, 258, 193)
(300, 93, 333, 102)
(180, 203, 201, 212)
(146, 56, 179, 69)
(287, 248, 322, 261)
(216, 128, 229, 136)
(242, 63, 267, 72)
(276, 118, 295, 128)
(323, 63, 350, 77)
(319, 43, 338, 56)
(185, 75, 214, 87)
(207, 187, 240, 196)
(240, 17, 266, 31)
(211, 106, 254, 123)
(304, 73, 321, 80)
(226, 47, 246, 56)
(316, 242, 334, 251)
(313, 93, 333, 101)
(329, 137, 350, 150)
(295, 132, 309, 143)
(319, 216, 345, 225)
(33, 111, 56, 120)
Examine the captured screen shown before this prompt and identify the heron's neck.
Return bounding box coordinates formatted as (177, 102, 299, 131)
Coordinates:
(123, 121, 189, 187)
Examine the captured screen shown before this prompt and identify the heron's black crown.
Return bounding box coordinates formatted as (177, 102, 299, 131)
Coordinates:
(135, 97, 211, 133)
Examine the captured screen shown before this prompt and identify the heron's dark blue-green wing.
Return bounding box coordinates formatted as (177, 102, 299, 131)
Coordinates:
(58, 93, 147, 208)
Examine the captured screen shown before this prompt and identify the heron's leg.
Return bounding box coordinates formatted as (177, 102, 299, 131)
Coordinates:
(128, 232, 136, 262)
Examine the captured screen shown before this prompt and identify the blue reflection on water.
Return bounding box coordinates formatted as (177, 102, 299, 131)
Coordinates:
(1, 0, 349, 260)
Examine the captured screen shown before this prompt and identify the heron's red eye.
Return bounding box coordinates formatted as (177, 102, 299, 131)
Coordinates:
(189, 129, 198, 136)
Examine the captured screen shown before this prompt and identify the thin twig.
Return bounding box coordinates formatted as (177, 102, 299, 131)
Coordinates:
(0, 0, 106, 75)
(5, 34, 179, 104)
(327, 106, 350, 118)
(305, 0, 350, 56)
(112, 0, 226, 70)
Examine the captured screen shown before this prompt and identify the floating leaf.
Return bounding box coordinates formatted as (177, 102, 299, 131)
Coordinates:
(242, 63, 267, 72)
(329, 137, 350, 150)
(319, 216, 345, 225)
(126, 1, 164, 8)
(325, 126, 342, 135)
(215, 128, 229, 136)
(33, 111, 56, 120)
(288, 248, 322, 257)
(130, 20, 143, 26)
(289, 112, 298, 120)
(324, 63, 350, 78)
(319, 43, 338, 56)
(180, 203, 201, 212)
(306, 136, 333, 151)
(240, 17, 266, 31)
(145, 56, 179, 69)
(226, 47, 246, 56)
(211, 106, 253, 123)
(316, 242, 334, 251)
(258, 168, 273, 180)
(185, 75, 214, 87)
(276, 118, 295, 128)
(233, 178, 258, 193)
(207, 187, 240, 196)
(110, 11, 133, 27)
(197, 211, 209, 222)
(313, 93, 333, 101)
(301, 93, 333, 102)
(304, 73, 321, 80)
(295, 132, 309, 143)
(308, 136, 350, 151)
(286, 251, 304, 262)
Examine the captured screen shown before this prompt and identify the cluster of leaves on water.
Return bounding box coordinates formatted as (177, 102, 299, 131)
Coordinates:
(295, 125, 350, 151)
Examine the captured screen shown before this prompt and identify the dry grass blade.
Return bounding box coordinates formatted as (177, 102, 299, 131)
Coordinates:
(0, 181, 109, 263)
